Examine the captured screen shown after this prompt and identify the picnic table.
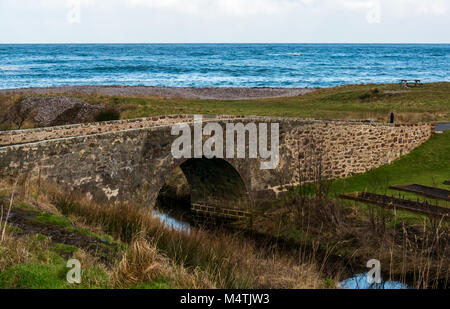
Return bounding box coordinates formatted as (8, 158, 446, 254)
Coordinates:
(400, 79, 422, 87)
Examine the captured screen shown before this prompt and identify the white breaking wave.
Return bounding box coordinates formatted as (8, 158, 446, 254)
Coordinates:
(269, 52, 303, 56)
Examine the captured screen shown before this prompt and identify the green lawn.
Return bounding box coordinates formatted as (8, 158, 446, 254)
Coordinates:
(331, 130, 450, 214)
(1, 83, 448, 130)
(0, 262, 111, 289)
(90, 82, 450, 123)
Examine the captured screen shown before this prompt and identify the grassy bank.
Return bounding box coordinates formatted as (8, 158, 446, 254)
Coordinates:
(331, 130, 450, 196)
(328, 130, 450, 223)
(0, 181, 324, 289)
(0, 83, 449, 130)
(76, 83, 450, 122)
(252, 191, 449, 289)
(1, 171, 448, 289)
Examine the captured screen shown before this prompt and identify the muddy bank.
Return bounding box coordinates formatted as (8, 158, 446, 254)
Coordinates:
(5, 207, 119, 265)
(0, 85, 318, 100)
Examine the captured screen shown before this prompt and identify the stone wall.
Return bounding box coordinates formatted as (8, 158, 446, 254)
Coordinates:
(0, 114, 244, 146)
(280, 120, 433, 182)
(0, 116, 433, 208)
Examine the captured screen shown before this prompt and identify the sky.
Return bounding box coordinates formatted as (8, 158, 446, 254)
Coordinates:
(0, 0, 448, 43)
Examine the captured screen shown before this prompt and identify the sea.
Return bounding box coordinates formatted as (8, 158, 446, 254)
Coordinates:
(0, 44, 448, 89)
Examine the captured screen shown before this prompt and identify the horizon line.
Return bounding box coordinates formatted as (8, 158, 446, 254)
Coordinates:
(1, 42, 450, 45)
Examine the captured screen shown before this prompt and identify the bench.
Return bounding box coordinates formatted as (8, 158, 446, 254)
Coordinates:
(400, 79, 422, 88)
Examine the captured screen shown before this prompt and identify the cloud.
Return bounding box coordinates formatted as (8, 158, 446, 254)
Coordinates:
(413, 0, 447, 15)
(337, 0, 381, 23)
(0, 0, 448, 43)
(0, 0, 95, 9)
(121, 0, 449, 19)
(1, 0, 447, 19)
(67, 0, 81, 23)
(124, 0, 313, 16)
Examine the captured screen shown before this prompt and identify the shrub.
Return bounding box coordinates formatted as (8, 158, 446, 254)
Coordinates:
(94, 108, 121, 122)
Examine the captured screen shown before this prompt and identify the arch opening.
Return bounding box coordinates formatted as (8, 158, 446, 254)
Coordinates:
(156, 157, 252, 225)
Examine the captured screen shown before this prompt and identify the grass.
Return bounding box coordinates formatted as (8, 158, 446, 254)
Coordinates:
(246, 130, 450, 288)
(253, 188, 449, 289)
(0, 262, 109, 289)
(0, 83, 449, 130)
(131, 278, 172, 289)
(72, 227, 115, 244)
(16, 202, 41, 214)
(51, 243, 78, 255)
(0, 180, 325, 289)
(100, 83, 450, 123)
(0, 82, 448, 288)
(0, 223, 22, 235)
(94, 107, 121, 122)
(332, 130, 450, 194)
(330, 130, 450, 220)
(34, 212, 72, 228)
(0, 263, 110, 289)
(0, 233, 111, 289)
(51, 192, 323, 289)
(0, 168, 448, 289)
(0, 263, 70, 289)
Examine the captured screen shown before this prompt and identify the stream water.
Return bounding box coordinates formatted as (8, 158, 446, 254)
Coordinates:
(152, 210, 191, 234)
(152, 207, 411, 290)
(339, 274, 408, 289)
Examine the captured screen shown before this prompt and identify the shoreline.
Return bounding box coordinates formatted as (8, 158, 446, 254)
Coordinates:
(0, 85, 318, 100)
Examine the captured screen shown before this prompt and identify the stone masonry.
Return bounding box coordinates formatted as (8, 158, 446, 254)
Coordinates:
(0, 115, 433, 209)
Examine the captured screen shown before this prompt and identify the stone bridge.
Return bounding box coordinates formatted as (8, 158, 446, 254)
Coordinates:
(0, 115, 433, 212)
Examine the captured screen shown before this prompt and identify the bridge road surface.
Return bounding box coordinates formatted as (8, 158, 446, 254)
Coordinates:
(435, 122, 450, 132)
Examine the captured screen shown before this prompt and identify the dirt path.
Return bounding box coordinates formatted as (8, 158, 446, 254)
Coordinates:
(6, 208, 118, 264)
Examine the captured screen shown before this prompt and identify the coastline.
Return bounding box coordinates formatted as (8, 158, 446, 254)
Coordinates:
(0, 85, 318, 100)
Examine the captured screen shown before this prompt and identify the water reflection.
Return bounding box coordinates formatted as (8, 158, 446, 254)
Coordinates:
(152, 210, 191, 234)
(339, 273, 408, 289)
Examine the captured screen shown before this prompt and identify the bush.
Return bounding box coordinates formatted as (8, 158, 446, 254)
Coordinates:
(94, 108, 121, 122)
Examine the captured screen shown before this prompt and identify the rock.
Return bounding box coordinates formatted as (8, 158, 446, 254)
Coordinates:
(2, 96, 106, 128)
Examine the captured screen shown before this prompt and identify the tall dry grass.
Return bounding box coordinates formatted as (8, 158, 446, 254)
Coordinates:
(39, 185, 324, 289)
(113, 236, 215, 289)
(269, 139, 450, 289)
(3, 171, 448, 289)
(0, 179, 18, 243)
(267, 183, 449, 289)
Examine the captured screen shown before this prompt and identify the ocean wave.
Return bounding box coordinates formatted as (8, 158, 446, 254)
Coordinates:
(269, 52, 303, 56)
(0, 65, 31, 71)
(0, 44, 448, 89)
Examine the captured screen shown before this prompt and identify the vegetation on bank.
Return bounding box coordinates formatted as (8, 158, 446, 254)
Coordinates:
(1, 167, 447, 289)
(254, 189, 449, 289)
(0, 181, 324, 289)
(73, 82, 450, 123)
(250, 130, 449, 289)
(0, 83, 449, 130)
